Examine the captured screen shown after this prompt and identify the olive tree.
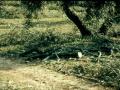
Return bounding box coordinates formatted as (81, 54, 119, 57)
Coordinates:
(21, 0, 43, 29)
(61, 1, 92, 36)
(20, 0, 120, 36)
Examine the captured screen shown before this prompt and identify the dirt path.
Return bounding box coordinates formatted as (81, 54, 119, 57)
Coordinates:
(0, 58, 115, 90)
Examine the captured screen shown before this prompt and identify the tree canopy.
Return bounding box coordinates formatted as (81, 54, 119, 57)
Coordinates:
(19, 0, 120, 36)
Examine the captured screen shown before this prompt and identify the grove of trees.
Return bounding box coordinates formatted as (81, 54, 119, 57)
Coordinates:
(20, 0, 120, 36)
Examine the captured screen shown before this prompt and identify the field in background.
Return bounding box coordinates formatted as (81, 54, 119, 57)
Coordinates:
(0, 1, 120, 90)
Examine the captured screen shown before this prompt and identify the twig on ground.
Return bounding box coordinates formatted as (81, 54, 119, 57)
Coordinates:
(55, 52, 61, 61)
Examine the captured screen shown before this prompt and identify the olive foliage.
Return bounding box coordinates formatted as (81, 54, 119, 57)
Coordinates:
(20, 0, 120, 36)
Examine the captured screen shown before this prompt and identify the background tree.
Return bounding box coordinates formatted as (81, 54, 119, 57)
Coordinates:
(61, 0, 92, 36)
(0, 0, 3, 17)
(21, 0, 43, 29)
(84, 1, 119, 35)
(98, 1, 117, 35)
(20, 0, 120, 36)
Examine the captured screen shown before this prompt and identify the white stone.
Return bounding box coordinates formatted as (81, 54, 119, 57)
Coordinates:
(78, 52, 82, 58)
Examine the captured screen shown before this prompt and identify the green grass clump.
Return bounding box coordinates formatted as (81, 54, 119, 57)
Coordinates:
(0, 29, 119, 60)
(20, 30, 82, 58)
(0, 30, 32, 46)
(97, 60, 120, 88)
(0, 29, 81, 58)
(42, 58, 120, 89)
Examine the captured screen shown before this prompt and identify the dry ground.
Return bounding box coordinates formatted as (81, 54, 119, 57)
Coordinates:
(0, 58, 115, 90)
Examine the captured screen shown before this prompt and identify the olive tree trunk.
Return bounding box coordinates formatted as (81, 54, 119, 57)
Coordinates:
(62, 2, 92, 36)
(98, 18, 112, 35)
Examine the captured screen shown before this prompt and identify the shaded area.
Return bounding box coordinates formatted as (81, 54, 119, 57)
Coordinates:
(62, 1, 92, 36)
(19, 34, 120, 60)
(0, 57, 115, 90)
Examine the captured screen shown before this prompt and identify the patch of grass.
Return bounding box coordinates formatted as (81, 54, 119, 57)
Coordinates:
(0, 45, 24, 57)
(41, 57, 120, 89)
(0, 28, 119, 60)
(0, 30, 29, 46)
(0, 2, 120, 90)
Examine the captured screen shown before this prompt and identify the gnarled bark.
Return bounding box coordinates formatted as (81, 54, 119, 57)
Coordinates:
(98, 18, 112, 35)
(98, 1, 116, 35)
(62, 2, 92, 36)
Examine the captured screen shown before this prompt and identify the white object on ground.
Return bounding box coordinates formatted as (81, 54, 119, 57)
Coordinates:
(98, 51, 102, 58)
(78, 52, 82, 59)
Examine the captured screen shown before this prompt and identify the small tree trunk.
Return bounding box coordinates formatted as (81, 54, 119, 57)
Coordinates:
(98, 18, 112, 35)
(24, 12, 32, 30)
(98, 1, 116, 35)
(62, 2, 92, 36)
